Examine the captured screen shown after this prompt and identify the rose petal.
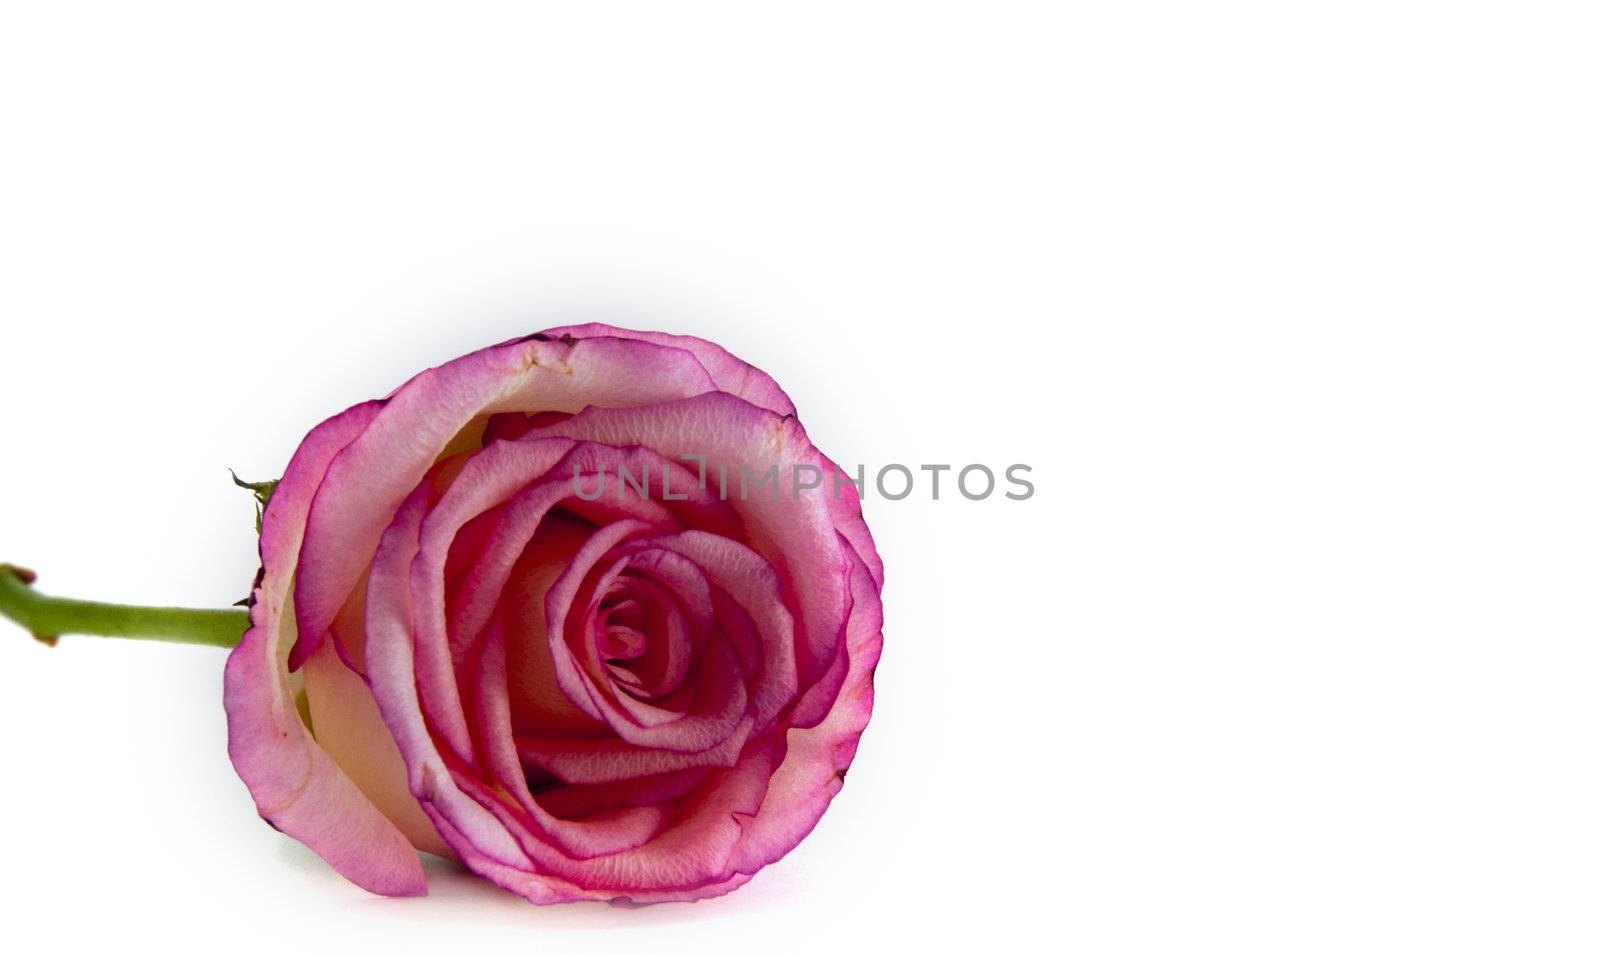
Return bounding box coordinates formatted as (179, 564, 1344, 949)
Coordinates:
(541, 392, 854, 693)
(617, 532, 800, 732)
(539, 322, 796, 418)
(364, 484, 535, 871)
(728, 540, 883, 873)
(293, 335, 720, 670)
(462, 619, 672, 860)
(301, 637, 454, 858)
(223, 399, 427, 897)
(515, 717, 755, 786)
(545, 527, 748, 753)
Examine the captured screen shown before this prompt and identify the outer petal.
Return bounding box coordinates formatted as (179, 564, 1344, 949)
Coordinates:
(728, 539, 884, 872)
(538, 322, 797, 418)
(302, 638, 454, 859)
(814, 449, 885, 590)
(291, 334, 720, 669)
(223, 400, 427, 896)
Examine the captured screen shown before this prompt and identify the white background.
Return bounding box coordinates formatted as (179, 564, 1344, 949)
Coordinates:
(0, 2, 1596, 952)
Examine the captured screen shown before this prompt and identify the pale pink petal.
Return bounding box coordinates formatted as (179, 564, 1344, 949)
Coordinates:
(301, 637, 454, 858)
(223, 399, 427, 896)
(538, 322, 797, 417)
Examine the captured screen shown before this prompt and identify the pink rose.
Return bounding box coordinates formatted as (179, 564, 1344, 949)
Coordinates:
(224, 324, 883, 903)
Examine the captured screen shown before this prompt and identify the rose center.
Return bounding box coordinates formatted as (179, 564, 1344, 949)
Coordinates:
(593, 573, 701, 702)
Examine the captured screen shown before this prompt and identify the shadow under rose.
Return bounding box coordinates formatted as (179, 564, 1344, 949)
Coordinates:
(273, 840, 797, 928)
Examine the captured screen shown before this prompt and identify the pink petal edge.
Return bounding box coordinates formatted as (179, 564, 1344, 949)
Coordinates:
(223, 400, 427, 897)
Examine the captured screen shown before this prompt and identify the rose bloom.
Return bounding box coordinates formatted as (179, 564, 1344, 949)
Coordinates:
(223, 325, 883, 903)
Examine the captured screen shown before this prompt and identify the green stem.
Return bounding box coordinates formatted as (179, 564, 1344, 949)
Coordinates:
(0, 564, 247, 649)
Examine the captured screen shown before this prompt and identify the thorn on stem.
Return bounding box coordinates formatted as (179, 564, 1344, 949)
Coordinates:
(3, 564, 38, 586)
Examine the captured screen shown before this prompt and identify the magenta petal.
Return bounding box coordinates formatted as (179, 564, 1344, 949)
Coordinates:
(534, 767, 710, 818)
(418, 805, 602, 904)
(619, 531, 800, 732)
(542, 392, 854, 691)
(432, 439, 590, 660)
(223, 399, 427, 897)
(463, 620, 671, 860)
(516, 716, 755, 785)
(533, 734, 785, 895)
(728, 545, 883, 874)
(814, 449, 886, 591)
(544, 528, 748, 754)
(408, 438, 580, 761)
(363, 484, 535, 872)
(540, 519, 655, 725)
